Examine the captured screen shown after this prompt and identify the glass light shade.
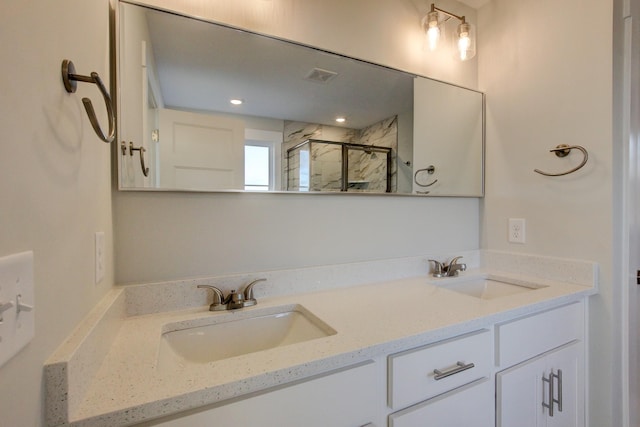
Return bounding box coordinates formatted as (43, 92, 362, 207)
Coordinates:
(422, 10, 443, 51)
(426, 11, 441, 51)
(456, 22, 476, 61)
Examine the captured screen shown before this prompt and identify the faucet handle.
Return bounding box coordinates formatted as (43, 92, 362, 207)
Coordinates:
(428, 260, 445, 278)
(242, 278, 267, 306)
(197, 285, 227, 311)
(448, 256, 463, 266)
(446, 256, 466, 277)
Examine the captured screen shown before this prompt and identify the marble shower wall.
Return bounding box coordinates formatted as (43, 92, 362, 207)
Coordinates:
(283, 117, 398, 192)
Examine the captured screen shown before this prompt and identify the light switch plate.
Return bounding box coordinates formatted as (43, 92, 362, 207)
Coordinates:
(0, 251, 35, 368)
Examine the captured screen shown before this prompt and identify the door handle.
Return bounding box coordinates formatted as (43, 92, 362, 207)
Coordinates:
(553, 369, 563, 413)
(542, 369, 563, 417)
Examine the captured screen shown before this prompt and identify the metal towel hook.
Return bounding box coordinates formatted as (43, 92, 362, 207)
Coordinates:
(61, 59, 115, 143)
(534, 144, 588, 177)
(121, 141, 149, 177)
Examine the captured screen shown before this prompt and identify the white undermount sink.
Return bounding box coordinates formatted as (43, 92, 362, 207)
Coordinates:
(436, 275, 548, 300)
(157, 304, 336, 367)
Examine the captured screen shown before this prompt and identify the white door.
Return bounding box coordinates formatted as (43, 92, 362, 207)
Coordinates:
(623, 3, 640, 426)
(158, 109, 244, 190)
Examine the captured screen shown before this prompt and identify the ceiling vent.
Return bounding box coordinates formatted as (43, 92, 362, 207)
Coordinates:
(304, 68, 338, 84)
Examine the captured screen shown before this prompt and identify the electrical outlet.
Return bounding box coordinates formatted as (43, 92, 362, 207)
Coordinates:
(95, 232, 105, 284)
(508, 218, 526, 244)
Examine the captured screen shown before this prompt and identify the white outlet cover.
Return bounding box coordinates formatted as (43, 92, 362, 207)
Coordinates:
(0, 251, 35, 368)
(508, 218, 526, 244)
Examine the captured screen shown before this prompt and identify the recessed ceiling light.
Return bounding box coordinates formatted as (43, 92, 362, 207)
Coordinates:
(335, 117, 346, 123)
(230, 99, 243, 105)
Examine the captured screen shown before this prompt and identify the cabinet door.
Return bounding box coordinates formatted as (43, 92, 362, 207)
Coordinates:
(496, 341, 583, 427)
(389, 378, 493, 427)
(138, 361, 382, 427)
(496, 353, 546, 427)
(545, 342, 584, 427)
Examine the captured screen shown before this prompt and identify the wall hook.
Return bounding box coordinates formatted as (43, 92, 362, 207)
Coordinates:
(61, 59, 115, 143)
(121, 141, 149, 177)
(534, 144, 588, 177)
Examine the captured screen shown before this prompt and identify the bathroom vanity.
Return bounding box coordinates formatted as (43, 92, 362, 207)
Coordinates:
(132, 302, 583, 427)
(44, 251, 596, 427)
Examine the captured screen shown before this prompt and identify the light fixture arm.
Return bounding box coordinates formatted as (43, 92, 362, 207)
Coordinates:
(430, 3, 466, 24)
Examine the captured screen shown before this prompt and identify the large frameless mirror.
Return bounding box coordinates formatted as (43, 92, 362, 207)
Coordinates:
(116, 1, 484, 196)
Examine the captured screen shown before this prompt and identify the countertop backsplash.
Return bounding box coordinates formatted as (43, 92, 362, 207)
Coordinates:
(123, 250, 482, 316)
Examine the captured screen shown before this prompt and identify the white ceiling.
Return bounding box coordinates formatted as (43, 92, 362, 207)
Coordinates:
(144, 8, 414, 129)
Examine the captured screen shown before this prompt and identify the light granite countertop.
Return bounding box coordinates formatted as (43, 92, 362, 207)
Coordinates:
(45, 256, 598, 427)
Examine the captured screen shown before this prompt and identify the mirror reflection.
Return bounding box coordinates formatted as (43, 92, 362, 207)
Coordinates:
(117, 1, 484, 196)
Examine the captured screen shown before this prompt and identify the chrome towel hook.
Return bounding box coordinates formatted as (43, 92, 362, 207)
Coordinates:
(534, 144, 588, 177)
(61, 59, 115, 143)
(121, 141, 149, 177)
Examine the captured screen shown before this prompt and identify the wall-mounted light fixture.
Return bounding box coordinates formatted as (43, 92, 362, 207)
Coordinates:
(421, 3, 476, 61)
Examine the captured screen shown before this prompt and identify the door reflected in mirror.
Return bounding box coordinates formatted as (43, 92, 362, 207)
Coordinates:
(117, 2, 484, 196)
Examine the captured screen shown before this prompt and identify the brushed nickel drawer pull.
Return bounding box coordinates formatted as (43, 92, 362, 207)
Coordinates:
(433, 361, 475, 380)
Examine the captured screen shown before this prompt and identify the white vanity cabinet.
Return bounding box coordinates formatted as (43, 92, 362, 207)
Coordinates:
(495, 302, 585, 427)
(131, 301, 586, 427)
(137, 360, 384, 427)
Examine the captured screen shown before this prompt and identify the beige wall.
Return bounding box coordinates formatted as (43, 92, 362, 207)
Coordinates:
(114, 192, 480, 283)
(0, 0, 619, 425)
(477, 0, 615, 424)
(113, 0, 483, 284)
(0, 0, 114, 425)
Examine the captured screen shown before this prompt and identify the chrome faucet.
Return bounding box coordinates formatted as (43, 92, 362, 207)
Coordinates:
(428, 256, 467, 278)
(198, 278, 267, 311)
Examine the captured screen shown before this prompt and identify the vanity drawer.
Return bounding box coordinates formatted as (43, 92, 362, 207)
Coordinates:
(388, 329, 492, 410)
(496, 302, 583, 368)
(389, 378, 493, 427)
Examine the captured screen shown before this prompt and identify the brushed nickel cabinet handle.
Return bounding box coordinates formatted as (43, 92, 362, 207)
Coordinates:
(553, 369, 563, 413)
(542, 373, 554, 416)
(542, 368, 564, 417)
(433, 361, 475, 380)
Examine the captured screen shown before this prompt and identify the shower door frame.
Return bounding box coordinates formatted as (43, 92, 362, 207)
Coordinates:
(286, 139, 393, 192)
